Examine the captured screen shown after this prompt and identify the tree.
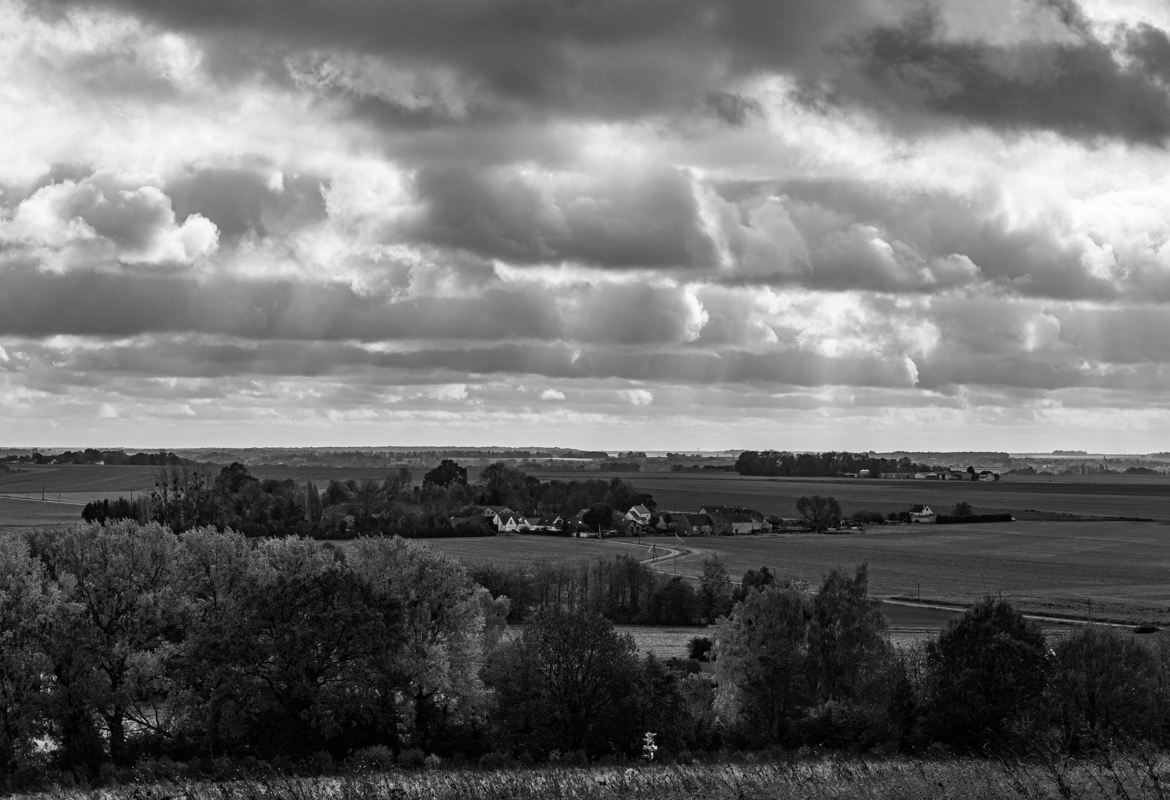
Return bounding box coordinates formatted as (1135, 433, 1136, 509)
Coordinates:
(796, 495, 841, 532)
(952, 501, 973, 517)
(28, 521, 185, 767)
(698, 556, 733, 623)
(643, 577, 698, 625)
(714, 582, 811, 744)
(0, 537, 58, 776)
(346, 537, 502, 754)
(422, 459, 468, 489)
(807, 565, 890, 704)
(484, 608, 638, 758)
(1048, 626, 1163, 751)
(923, 597, 1049, 753)
(581, 503, 614, 532)
(733, 565, 776, 603)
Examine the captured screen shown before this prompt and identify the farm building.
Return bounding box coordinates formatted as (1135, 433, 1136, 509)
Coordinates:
(676, 513, 715, 536)
(909, 504, 937, 523)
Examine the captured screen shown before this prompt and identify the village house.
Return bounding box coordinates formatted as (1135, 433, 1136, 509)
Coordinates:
(624, 504, 652, 533)
(908, 504, 937, 523)
(676, 513, 715, 536)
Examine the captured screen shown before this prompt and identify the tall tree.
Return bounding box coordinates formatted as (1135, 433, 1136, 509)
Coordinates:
(698, 556, 733, 623)
(0, 538, 59, 775)
(484, 608, 638, 757)
(714, 582, 811, 744)
(807, 564, 890, 703)
(28, 522, 185, 766)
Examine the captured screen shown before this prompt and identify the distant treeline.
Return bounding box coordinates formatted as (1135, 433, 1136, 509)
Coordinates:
(82, 461, 654, 539)
(3, 525, 1167, 787)
(735, 451, 942, 477)
(5, 449, 197, 466)
(471, 554, 734, 626)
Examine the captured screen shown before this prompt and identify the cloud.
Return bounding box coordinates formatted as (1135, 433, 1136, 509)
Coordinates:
(407, 163, 716, 268)
(2, 173, 218, 270)
(540, 388, 565, 401)
(840, 3, 1170, 144)
(614, 389, 652, 407)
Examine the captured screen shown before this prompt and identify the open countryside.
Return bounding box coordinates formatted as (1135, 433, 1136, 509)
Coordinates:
(422, 519, 1170, 626)
(6, 464, 1170, 626)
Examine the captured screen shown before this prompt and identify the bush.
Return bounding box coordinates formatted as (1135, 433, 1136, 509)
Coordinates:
(397, 747, 426, 769)
(345, 745, 396, 772)
(688, 636, 714, 661)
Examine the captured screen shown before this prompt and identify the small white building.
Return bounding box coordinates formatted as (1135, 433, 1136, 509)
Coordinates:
(909, 504, 937, 523)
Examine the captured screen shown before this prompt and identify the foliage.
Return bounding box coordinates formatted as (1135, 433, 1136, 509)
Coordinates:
(795, 495, 841, 532)
(735, 450, 941, 477)
(922, 597, 1050, 753)
(484, 608, 639, 758)
(1047, 626, 1164, 752)
(697, 556, 732, 623)
(714, 582, 811, 744)
(423, 459, 468, 489)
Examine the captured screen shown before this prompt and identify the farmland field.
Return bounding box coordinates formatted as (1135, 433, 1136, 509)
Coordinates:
(0, 496, 85, 529)
(539, 470, 1170, 521)
(421, 520, 1170, 626)
(0, 464, 159, 498)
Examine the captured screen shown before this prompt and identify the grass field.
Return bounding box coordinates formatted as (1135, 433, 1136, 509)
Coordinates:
(0, 465, 159, 497)
(539, 471, 1170, 522)
(11, 464, 1170, 522)
(421, 520, 1170, 626)
(0, 496, 85, 529)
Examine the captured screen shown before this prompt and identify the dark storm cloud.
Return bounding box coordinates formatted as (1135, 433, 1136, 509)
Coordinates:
(29, 0, 878, 124)
(0, 268, 710, 346)
(409, 164, 716, 268)
(715, 178, 1124, 300)
(843, 5, 1170, 144)
(34, 0, 1170, 144)
(166, 168, 327, 243)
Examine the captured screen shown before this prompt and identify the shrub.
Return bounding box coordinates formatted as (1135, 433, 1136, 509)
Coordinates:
(688, 636, 714, 661)
(397, 747, 426, 769)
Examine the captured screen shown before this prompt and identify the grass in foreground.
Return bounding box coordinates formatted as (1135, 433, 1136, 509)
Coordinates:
(16, 757, 1170, 800)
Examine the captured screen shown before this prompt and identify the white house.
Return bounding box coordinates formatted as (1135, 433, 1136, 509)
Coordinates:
(625, 504, 652, 526)
(908, 504, 937, 523)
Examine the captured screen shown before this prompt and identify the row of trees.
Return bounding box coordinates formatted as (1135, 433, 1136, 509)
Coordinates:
(471, 555, 734, 625)
(82, 463, 654, 540)
(735, 451, 941, 478)
(5, 450, 195, 466)
(0, 523, 506, 778)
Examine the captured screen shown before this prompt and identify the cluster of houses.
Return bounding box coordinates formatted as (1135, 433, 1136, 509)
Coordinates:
(471, 503, 772, 537)
(466, 501, 953, 536)
(853, 470, 1000, 481)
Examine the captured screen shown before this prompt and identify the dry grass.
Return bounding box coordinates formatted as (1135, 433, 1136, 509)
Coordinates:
(14, 756, 1170, 800)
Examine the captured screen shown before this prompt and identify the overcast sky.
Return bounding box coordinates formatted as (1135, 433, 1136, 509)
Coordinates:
(4, 0, 1170, 452)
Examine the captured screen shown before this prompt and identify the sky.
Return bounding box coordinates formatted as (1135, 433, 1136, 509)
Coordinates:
(4, 0, 1170, 453)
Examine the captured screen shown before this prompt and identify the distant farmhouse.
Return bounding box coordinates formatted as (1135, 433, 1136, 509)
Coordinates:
(908, 504, 937, 523)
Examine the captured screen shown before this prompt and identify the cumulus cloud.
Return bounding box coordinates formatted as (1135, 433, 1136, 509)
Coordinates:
(2, 173, 218, 270)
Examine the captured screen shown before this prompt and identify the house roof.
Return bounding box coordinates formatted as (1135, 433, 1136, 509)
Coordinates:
(680, 513, 713, 526)
(909, 505, 933, 514)
(627, 504, 651, 516)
